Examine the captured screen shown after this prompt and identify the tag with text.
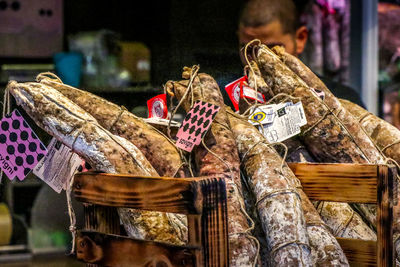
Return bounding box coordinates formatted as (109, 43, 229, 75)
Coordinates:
(0, 110, 47, 181)
(33, 138, 82, 193)
(176, 100, 220, 152)
(147, 94, 168, 119)
(258, 102, 307, 143)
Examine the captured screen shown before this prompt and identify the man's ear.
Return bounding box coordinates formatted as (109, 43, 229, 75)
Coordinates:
(295, 25, 308, 55)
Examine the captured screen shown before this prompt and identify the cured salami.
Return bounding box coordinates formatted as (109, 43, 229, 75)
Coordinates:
(272, 47, 385, 230)
(36, 74, 186, 178)
(7, 80, 187, 245)
(228, 112, 349, 266)
(271, 46, 384, 164)
(166, 67, 258, 267)
(340, 99, 400, 166)
(253, 44, 380, 227)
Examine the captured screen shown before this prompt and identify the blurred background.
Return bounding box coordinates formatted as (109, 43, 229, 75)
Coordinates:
(0, 0, 400, 265)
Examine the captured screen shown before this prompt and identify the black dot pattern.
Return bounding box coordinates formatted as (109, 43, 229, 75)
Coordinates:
(0, 110, 47, 180)
(176, 100, 220, 152)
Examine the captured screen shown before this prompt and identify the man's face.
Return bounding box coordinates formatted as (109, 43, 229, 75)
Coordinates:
(238, 20, 297, 55)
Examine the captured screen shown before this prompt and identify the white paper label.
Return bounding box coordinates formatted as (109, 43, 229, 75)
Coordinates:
(258, 101, 307, 143)
(242, 86, 265, 103)
(33, 138, 82, 193)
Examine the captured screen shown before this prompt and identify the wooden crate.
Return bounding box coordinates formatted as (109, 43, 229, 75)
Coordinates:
(73, 163, 396, 266)
(73, 174, 229, 266)
(288, 163, 396, 267)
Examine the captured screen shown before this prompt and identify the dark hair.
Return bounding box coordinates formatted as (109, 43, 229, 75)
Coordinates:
(239, 0, 308, 34)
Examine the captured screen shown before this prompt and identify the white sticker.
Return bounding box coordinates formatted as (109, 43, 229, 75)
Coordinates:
(258, 101, 307, 143)
(242, 86, 265, 103)
(33, 138, 82, 193)
(287, 102, 307, 127)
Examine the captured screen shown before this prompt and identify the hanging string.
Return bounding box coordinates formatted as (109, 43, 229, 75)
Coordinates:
(166, 65, 200, 141)
(241, 40, 262, 112)
(36, 72, 63, 83)
(65, 126, 83, 255)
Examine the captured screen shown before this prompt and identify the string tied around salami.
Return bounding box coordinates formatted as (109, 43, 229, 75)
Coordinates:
(36, 72, 63, 83)
(166, 65, 200, 141)
(242, 40, 260, 109)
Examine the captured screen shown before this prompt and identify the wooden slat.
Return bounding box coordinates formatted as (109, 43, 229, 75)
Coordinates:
(198, 178, 229, 267)
(376, 165, 394, 267)
(73, 172, 213, 214)
(336, 238, 376, 266)
(84, 204, 121, 267)
(288, 163, 378, 203)
(188, 215, 203, 265)
(76, 231, 198, 267)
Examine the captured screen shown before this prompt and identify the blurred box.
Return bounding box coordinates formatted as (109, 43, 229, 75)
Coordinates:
(0, 0, 63, 57)
(120, 42, 151, 83)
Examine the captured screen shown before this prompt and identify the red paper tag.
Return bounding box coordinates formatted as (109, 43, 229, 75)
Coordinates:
(240, 83, 265, 103)
(0, 110, 47, 181)
(176, 100, 220, 152)
(147, 94, 168, 119)
(225, 76, 248, 111)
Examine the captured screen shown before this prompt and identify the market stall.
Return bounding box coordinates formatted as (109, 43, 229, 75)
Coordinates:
(1, 0, 399, 266)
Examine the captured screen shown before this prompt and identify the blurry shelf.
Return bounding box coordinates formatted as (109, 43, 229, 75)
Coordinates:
(84, 84, 160, 94)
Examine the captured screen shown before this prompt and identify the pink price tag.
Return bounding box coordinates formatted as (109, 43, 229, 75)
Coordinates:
(176, 100, 220, 152)
(0, 110, 47, 181)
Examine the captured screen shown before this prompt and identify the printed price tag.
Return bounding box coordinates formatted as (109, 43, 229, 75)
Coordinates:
(176, 100, 220, 152)
(258, 102, 307, 143)
(0, 110, 47, 181)
(147, 94, 168, 119)
(33, 138, 82, 193)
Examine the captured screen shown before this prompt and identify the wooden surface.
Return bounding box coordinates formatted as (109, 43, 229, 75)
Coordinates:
(196, 178, 229, 266)
(376, 165, 394, 267)
(1, 255, 84, 267)
(74, 164, 395, 266)
(288, 163, 379, 203)
(74, 172, 209, 214)
(74, 173, 229, 267)
(336, 238, 377, 266)
(76, 231, 197, 266)
(289, 163, 395, 267)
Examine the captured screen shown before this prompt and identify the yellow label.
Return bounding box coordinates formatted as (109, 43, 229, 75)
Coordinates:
(250, 112, 266, 123)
